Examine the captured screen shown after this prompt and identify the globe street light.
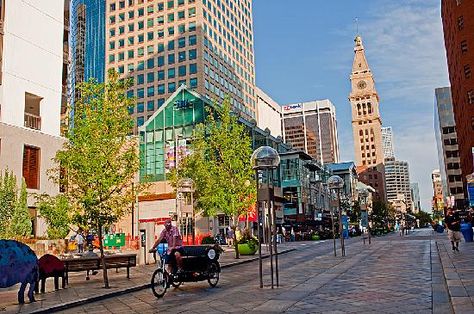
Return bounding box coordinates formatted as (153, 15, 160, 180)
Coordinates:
(251, 146, 280, 289)
(328, 175, 345, 257)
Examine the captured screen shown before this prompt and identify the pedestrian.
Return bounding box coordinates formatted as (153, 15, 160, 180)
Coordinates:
(445, 207, 462, 252)
(226, 227, 234, 247)
(76, 229, 84, 253)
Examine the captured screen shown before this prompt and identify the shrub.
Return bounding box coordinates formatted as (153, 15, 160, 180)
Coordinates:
(237, 228, 258, 251)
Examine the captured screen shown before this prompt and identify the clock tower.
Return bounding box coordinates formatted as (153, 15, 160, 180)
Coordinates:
(349, 35, 386, 200)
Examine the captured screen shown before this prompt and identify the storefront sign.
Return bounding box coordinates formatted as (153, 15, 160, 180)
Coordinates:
(174, 99, 193, 109)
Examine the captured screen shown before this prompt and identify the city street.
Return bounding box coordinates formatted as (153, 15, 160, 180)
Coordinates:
(54, 229, 458, 314)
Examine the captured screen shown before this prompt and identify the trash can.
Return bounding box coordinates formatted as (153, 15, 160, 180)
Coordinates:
(460, 222, 473, 242)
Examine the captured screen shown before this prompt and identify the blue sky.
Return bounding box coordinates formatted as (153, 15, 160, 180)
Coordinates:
(253, 0, 449, 212)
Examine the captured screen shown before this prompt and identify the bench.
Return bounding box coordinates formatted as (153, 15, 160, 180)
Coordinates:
(62, 254, 136, 286)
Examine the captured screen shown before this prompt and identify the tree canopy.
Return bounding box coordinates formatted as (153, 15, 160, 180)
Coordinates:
(171, 98, 256, 257)
(51, 70, 141, 287)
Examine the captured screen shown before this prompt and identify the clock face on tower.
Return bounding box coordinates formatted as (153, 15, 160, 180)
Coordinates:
(357, 80, 367, 90)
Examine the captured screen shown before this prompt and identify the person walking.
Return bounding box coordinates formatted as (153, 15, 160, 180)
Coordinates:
(445, 208, 462, 251)
(76, 229, 84, 253)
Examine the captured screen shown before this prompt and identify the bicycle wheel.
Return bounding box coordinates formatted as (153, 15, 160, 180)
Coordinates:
(207, 262, 220, 288)
(151, 269, 168, 298)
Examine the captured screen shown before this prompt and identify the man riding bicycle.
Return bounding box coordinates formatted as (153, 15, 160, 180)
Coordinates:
(149, 219, 184, 273)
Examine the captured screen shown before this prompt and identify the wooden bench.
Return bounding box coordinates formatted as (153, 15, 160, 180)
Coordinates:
(62, 254, 137, 286)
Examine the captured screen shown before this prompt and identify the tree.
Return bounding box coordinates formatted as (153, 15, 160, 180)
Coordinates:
(171, 98, 256, 258)
(37, 194, 72, 239)
(370, 200, 395, 231)
(51, 70, 141, 288)
(9, 180, 32, 238)
(0, 170, 17, 238)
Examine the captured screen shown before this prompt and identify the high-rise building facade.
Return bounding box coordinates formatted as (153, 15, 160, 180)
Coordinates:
(69, 0, 106, 105)
(381, 126, 395, 160)
(434, 87, 465, 208)
(349, 35, 385, 200)
(0, 0, 66, 236)
(256, 87, 282, 138)
(281, 100, 340, 164)
(385, 157, 412, 211)
(410, 182, 421, 213)
(104, 0, 256, 132)
(441, 0, 474, 197)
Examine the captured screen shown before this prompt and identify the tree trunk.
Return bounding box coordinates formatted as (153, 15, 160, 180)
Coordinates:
(233, 215, 240, 259)
(98, 224, 110, 288)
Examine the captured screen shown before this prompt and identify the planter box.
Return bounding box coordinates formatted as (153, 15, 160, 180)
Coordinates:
(238, 243, 257, 255)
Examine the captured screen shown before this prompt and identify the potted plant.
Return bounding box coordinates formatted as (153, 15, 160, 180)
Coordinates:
(237, 229, 258, 255)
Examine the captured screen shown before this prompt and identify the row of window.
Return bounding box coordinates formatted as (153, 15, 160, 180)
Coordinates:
(128, 78, 198, 99)
(110, 21, 196, 37)
(132, 64, 197, 85)
(110, 47, 197, 65)
(110, 7, 196, 25)
(129, 98, 166, 115)
(110, 0, 197, 15)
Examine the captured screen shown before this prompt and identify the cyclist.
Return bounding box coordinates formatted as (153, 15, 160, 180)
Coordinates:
(149, 219, 184, 274)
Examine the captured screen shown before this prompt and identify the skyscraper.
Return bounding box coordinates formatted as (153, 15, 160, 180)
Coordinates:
(69, 0, 106, 105)
(104, 0, 256, 133)
(441, 0, 474, 199)
(349, 35, 385, 200)
(381, 126, 395, 160)
(256, 87, 282, 138)
(281, 100, 340, 164)
(385, 157, 412, 212)
(410, 183, 421, 213)
(0, 0, 66, 236)
(434, 87, 464, 208)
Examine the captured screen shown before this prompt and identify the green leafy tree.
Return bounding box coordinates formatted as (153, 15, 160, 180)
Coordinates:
(51, 70, 141, 288)
(171, 98, 256, 258)
(10, 180, 32, 238)
(0, 170, 17, 238)
(37, 194, 72, 239)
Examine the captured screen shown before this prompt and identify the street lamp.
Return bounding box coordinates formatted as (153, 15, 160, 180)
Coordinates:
(251, 146, 280, 289)
(358, 189, 370, 244)
(327, 175, 345, 257)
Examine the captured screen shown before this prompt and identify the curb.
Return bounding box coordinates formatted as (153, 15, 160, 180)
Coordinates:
(30, 248, 296, 314)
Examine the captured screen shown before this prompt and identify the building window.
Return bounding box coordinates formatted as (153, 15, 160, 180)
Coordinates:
(461, 40, 468, 54)
(189, 49, 197, 60)
(158, 70, 165, 80)
(189, 63, 197, 74)
(158, 84, 165, 94)
(147, 72, 155, 83)
(458, 16, 464, 30)
(168, 82, 176, 93)
(147, 86, 155, 97)
(137, 116, 145, 127)
(468, 90, 474, 104)
(168, 40, 175, 50)
(137, 102, 144, 113)
(190, 77, 197, 88)
(168, 53, 175, 64)
(23, 145, 40, 190)
(178, 51, 186, 62)
(465, 64, 472, 79)
(147, 101, 155, 111)
(189, 21, 196, 32)
(189, 35, 197, 45)
(168, 68, 175, 79)
(178, 11, 185, 19)
(178, 65, 186, 77)
(178, 37, 186, 48)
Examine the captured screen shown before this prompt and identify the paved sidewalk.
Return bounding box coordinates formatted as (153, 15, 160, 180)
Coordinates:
(54, 230, 451, 313)
(436, 230, 474, 313)
(0, 241, 301, 314)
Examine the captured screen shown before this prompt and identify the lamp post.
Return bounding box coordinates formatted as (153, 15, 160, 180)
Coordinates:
(251, 146, 280, 289)
(359, 189, 370, 244)
(328, 175, 345, 257)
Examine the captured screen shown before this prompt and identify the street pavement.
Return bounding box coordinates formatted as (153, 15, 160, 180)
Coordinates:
(3, 228, 474, 313)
